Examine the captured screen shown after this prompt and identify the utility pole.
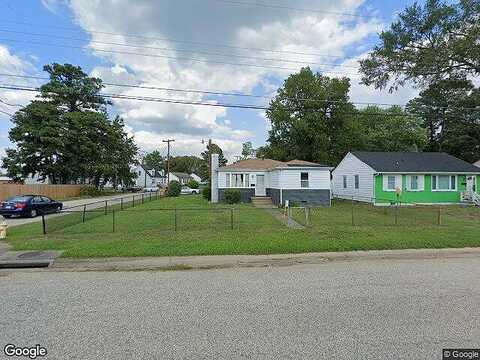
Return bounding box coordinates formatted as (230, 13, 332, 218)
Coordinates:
(163, 139, 175, 185)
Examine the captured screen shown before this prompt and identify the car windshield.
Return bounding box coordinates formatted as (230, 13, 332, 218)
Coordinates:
(6, 196, 32, 202)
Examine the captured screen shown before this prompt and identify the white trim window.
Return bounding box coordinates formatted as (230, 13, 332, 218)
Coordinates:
(342, 175, 347, 189)
(432, 175, 456, 191)
(300, 172, 309, 188)
(383, 175, 401, 191)
(354, 175, 359, 189)
(406, 175, 424, 191)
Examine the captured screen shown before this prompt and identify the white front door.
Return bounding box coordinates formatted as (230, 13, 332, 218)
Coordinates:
(255, 175, 266, 196)
(466, 176, 476, 193)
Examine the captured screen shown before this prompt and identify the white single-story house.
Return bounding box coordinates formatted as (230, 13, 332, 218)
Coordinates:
(332, 152, 480, 205)
(211, 155, 332, 206)
(170, 172, 192, 185)
(189, 173, 202, 183)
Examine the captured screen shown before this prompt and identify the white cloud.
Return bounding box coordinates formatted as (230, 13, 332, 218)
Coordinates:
(65, 0, 385, 158)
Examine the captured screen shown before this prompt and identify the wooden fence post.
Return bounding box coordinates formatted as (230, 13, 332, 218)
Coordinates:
(82, 205, 86, 223)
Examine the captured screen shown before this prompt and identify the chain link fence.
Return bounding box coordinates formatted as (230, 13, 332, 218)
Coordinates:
(289, 197, 480, 228)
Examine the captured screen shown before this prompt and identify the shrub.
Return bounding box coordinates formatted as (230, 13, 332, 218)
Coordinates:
(187, 179, 199, 189)
(79, 185, 103, 197)
(202, 186, 211, 201)
(167, 180, 182, 197)
(224, 189, 241, 204)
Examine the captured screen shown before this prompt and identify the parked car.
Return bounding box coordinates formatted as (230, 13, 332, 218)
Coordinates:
(0, 195, 63, 218)
(181, 186, 200, 195)
(143, 186, 159, 192)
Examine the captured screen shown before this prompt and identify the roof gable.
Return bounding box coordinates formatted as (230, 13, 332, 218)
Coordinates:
(221, 158, 285, 171)
(352, 152, 480, 173)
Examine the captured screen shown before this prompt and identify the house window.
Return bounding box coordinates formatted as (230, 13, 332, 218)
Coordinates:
(432, 175, 456, 191)
(410, 175, 419, 190)
(300, 172, 309, 188)
(354, 175, 359, 189)
(231, 174, 248, 188)
(343, 175, 347, 189)
(387, 175, 396, 190)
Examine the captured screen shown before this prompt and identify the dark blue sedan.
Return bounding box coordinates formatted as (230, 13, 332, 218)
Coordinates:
(0, 195, 63, 218)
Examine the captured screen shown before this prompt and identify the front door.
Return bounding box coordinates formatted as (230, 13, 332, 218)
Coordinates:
(466, 176, 476, 193)
(255, 175, 266, 196)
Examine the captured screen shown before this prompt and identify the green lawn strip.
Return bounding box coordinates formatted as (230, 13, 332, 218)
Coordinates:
(5, 196, 480, 258)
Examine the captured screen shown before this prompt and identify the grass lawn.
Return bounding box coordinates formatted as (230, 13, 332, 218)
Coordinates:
(5, 195, 480, 258)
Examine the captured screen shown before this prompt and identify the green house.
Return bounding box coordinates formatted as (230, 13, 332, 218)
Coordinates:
(332, 152, 480, 206)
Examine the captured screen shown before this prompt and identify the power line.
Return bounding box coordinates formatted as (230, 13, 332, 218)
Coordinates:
(1, 83, 479, 116)
(0, 97, 23, 107)
(0, 28, 352, 64)
(0, 19, 352, 58)
(1, 78, 480, 112)
(0, 108, 13, 116)
(208, 0, 379, 18)
(0, 37, 361, 74)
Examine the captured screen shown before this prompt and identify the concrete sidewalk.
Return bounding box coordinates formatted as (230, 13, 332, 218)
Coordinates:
(29, 247, 480, 272)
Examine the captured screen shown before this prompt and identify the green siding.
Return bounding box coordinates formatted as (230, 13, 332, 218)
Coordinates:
(374, 174, 469, 204)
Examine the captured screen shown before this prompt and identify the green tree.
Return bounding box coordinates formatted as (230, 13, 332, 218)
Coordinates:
(170, 155, 203, 174)
(241, 141, 255, 159)
(143, 150, 164, 171)
(359, 0, 480, 91)
(1, 63, 137, 186)
(199, 143, 227, 180)
(350, 106, 426, 152)
(407, 79, 480, 162)
(265, 67, 356, 166)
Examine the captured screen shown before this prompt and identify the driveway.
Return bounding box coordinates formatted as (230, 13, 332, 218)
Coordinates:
(1, 257, 479, 359)
(3, 193, 143, 227)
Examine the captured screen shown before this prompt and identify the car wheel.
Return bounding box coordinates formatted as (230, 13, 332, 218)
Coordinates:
(192, 191, 196, 194)
(29, 209, 37, 218)
(56, 206, 62, 213)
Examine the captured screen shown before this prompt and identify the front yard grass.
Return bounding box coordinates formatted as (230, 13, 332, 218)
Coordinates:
(5, 195, 480, 258)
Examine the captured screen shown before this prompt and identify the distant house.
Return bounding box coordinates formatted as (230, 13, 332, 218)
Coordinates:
(190, 173, 202, 183)
(332, 152, 480, 205)
(23, 173, 51, 185)
(170, 172, 192, 185)
(0, 173, 13, 184)
(211, 155, 332, 206)
(132, 164, 166, 188)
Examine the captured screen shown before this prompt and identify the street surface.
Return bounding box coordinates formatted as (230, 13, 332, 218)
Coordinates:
(1, 257, 479, 359)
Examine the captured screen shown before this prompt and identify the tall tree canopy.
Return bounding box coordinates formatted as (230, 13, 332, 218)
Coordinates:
(143, 150, 164, 171)
(199, 143, 227, 180)
(2, 63, 137, 186)
(170, 155, 203, 174)
(241, 141, 255, 159)
(359, 0, 480, 91)
(263, 67, 356, 165)
(407, 79, 480, 162)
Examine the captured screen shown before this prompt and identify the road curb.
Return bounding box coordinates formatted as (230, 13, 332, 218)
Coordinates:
(31, 247, 480, 272)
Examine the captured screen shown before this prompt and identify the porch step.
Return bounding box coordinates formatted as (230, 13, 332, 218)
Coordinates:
(251, 196, 275, 208)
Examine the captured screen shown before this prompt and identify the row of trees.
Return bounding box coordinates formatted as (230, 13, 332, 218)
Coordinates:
(259, 0, 480, 165)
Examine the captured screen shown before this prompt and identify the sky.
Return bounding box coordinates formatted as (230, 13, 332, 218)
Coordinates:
(0, 0, 420, 163)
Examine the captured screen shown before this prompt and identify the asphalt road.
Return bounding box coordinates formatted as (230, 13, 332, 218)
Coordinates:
(1, 258, 479, 359)
(3, 194, 142, 228)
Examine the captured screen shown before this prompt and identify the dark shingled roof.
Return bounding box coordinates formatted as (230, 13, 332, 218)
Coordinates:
(352, 152, 480, 173)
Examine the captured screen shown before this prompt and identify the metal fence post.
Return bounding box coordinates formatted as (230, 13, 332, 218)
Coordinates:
(132, 195, 135, 207)
(120, 198, 123, 211)
(149, 192, 152, 201)
(104, 200, 108, 215)
(351, 196, 355, 226)
(305, 207, 310, 227)
(230, 208, 234, 230)
(395, 203, 399, 225)
(112, 209, 116, 233)
(142, 193, 144, 204)
(41, 214, 46, 235)
(174, 208, 177, 231)
(82, 204, 86, 223)
(437, 207, 442, 226)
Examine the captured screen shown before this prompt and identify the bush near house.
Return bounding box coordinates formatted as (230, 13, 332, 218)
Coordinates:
(187, 179, 199, 189)
(224, 189, 241, 204)
(203, 186, 211, 201)
(167, 181, 182, 197)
